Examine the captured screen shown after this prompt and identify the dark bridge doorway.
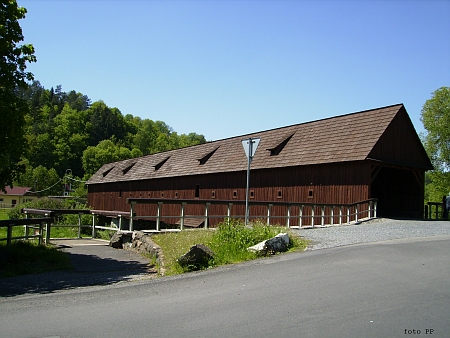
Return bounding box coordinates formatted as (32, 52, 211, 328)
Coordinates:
(371, 166, 424, 219)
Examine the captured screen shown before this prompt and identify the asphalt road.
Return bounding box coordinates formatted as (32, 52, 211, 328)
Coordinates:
(0, 238, 155, 297)
(1, 235, 449, 338)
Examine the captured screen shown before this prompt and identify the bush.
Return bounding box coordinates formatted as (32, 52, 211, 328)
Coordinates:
(7, 197, 66, 220)
(6, 197, 92, 237)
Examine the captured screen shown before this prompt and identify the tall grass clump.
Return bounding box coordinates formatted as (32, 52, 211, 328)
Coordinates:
(209, 220, 287, 264)
(151, 219, 307, 276)
(152, 229, 215, 275)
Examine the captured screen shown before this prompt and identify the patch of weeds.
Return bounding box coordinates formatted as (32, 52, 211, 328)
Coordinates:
(151, 220, 308, 276)
(95, 230, 116, 241)
(48, 226, 80, 238)
(152, 230, 215, 275)
(0, 241, 72, 278)
(209, 220, 286, 264)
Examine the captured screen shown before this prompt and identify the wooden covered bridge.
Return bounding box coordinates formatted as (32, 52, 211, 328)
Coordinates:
(86, 104, 432, 229)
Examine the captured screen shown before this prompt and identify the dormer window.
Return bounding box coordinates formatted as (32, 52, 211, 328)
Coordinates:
(267, 133, 295, 156)
(198, 147, 219, 165)
(102, 166, 114, 177)
(154, 156, 170, 171)
(122, 163, 135, 175)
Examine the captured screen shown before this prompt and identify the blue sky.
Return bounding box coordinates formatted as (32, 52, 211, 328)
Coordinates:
(19, 0, 450, 141)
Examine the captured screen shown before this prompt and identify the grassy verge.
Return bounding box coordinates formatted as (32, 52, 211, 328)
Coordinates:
(152, 220, 308, 276)
(0, 225, 85, 241)
(0, 241, 72, 278)
(0, 220, 308, 278)
(0, 209, 9, 221)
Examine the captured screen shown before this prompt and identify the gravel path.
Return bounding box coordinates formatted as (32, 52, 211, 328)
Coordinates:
(297, 218, 450, 250)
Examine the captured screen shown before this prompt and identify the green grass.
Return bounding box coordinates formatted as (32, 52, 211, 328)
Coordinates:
(0, 219, 308, 278)
(152, 220, 308, 276)
(0, 209, 8, 220)
(0, 241, 72, 278)
(0, 225, 85, 241)
(152, 229, 216, 275)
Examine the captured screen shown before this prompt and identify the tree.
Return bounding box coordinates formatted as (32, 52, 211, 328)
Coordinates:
(86, 101, 128, 146)
(15, 160, 61, 196)
(0, 1, 36, 190)
(52, 104, 88, 176)
(82, 139, 142, 176)
(420, 86, 450, 201)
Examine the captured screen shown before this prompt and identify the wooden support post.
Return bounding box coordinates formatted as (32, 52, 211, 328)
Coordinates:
(24, 211, 29, 239)
(331, 206, 334, 226)
(129, 202, 136, 231)
(267, 204, 273, 226)
(347, 207, 350, 224)
(118, 215, 122, 231)
(204, 203, 210, 229)
(180, 202, 186, 230)
(286, 205, 291, 228)
(299, 205, 303, 227)
(44, 212, 50, 244)
(227, 203, 233, 221)
(156, 202, 163, 232)
(321, 206, 325, 226)
(45, 221, 50, 244)
(374, 200, 377, 218)
(311, 205, 315, 227)
(92, 214, 97, 238)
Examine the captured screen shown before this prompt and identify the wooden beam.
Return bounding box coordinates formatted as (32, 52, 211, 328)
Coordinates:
(371, 165, 382, 183)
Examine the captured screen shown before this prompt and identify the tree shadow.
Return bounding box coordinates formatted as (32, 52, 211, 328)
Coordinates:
(0, 251, 156, 297)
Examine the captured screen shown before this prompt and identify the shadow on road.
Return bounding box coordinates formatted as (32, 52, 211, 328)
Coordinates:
(0, 241, 156, 297)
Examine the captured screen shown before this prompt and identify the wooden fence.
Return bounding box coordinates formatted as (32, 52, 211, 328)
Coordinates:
(1, 199, 378, 243)
(127, 198, 378, 232)
(0, 218, 54, 246)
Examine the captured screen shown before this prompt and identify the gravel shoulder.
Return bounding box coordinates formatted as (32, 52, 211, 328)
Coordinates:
(297, 218, 450, 250)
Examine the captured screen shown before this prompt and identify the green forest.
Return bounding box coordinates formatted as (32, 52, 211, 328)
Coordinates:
(11, 81, 450, 202)
(14, 81, 206, 196)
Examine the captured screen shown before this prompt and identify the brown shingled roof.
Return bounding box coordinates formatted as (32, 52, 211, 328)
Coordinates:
(86, 104, 412, 185)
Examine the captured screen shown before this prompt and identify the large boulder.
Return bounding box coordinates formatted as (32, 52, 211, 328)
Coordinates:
(178, 244, 215, 270)
(248, 233, 290, 255)
(109, 232, 132, 249)
(109, 231, 165, 275)
(127, 231, 161, 257)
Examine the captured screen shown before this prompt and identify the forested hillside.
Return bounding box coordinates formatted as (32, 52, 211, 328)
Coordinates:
(14, 81, 206, 196)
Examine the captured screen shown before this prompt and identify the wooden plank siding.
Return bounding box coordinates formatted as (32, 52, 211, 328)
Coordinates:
(88, 161, 372, 227)
(368, 106, 431, 169)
